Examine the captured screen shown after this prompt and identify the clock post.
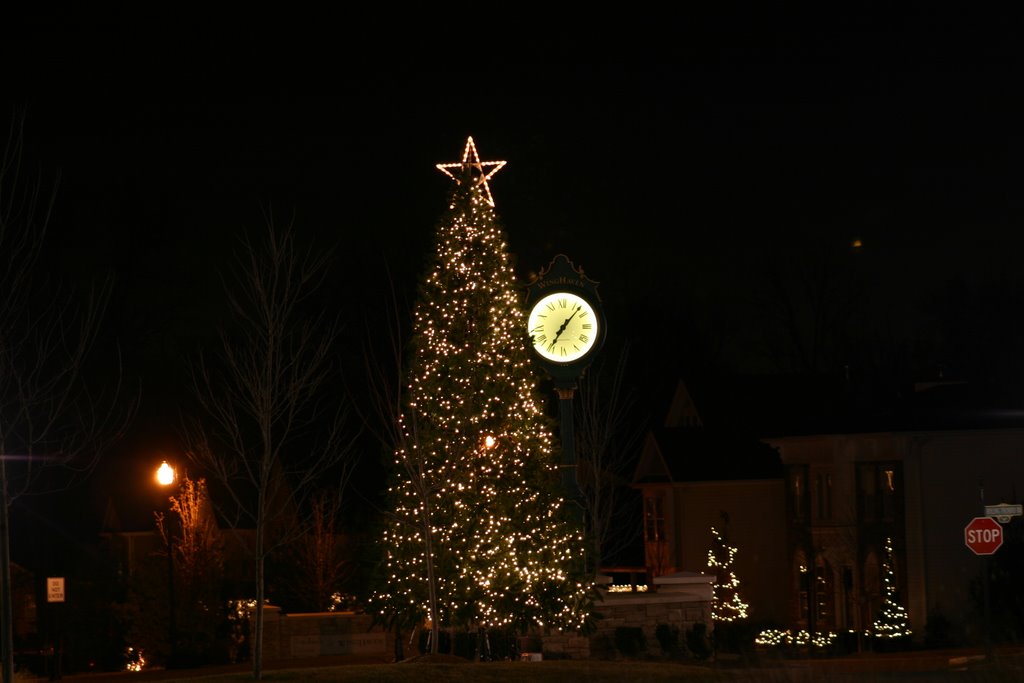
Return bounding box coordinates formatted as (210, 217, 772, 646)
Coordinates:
(525, 254, 606, 509)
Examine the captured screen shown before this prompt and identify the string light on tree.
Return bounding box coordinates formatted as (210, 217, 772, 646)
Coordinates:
(706, 525, 749, 623)
(873, 537, 911, 639)
(372, 136, 591, 641)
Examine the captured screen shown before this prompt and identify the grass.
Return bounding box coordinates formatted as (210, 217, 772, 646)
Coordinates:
(134, 655, 1024, 683)
(151, 661, 726, 683)
(55, 648, 1024, 682)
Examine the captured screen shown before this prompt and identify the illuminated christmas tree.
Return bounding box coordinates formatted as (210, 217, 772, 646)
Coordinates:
(707, 525, 749, 623)
(373, 138, 590, 644)
(873, 537, 911, 639)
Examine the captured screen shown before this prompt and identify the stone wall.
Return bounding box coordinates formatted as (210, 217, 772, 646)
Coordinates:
(540, 571, 714, 659)
(258, 571, 712, 662)
(258, 607, 392, 661)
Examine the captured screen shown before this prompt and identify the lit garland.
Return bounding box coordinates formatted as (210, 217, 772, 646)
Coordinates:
(755, 629, 837, 648)
(872, 537, 912, 639)
(607, 584, 648, 593)
(371, 137, 591, 633)
(706, 526, 749, 622)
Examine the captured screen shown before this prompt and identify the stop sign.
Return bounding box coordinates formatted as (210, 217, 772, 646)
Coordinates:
(964, 516, 1004, 555)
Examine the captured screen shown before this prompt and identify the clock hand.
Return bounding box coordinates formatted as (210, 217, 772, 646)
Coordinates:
(548, 305, 581, 349)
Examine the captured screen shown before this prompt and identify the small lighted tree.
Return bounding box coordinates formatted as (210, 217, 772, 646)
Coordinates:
(872, 537, 911, 639)
(707, 525, 749, 623)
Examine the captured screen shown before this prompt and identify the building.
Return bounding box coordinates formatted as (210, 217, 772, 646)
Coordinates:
(633, 377, 1024, 644)
(768, 424, 1024, 643)
(631, 380, 791, 626)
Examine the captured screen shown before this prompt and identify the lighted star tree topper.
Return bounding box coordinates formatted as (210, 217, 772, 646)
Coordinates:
(435, 135, 506, 207)
(373, 137, 591, 640)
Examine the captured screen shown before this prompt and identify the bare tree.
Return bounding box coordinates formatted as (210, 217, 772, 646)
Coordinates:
(575, 346, 642, 573)
(0, 111, 126, 683)
(289, 490, 350, 612)
(155, 475, 224, 663)
(751, 231, 867, 375)
(185, 219, 356, 680)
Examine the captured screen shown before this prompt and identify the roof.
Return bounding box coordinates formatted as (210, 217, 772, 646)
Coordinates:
(633, 373, 1024, 485)
(651, 373, 1024, 440)
(634, 427, 782, 484)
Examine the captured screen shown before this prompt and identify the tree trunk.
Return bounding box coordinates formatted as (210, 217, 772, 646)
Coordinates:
(421, 490, 440, 655)
(393, 624, 403, 662)
(253, 491, 265, 680)
(0, 462, 14, 683)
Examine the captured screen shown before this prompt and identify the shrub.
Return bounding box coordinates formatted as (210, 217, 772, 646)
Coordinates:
(418, 629, 451, 655)
(873, 634, 912, 653)
(654, 624, 682, 658)
(453, 631, 476, 659)
(925, 612, 956, 648)
(589, 633, 616, 660)
(614, 627, 646, 657)
(686, 623, 712, 660)
(714, 620, 759, 656)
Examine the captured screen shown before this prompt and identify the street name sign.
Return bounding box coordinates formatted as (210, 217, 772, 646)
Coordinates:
(984, 503, 1022, 523)
(965, 516, 1003, 556)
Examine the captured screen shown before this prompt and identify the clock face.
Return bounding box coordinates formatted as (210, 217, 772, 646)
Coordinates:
(527, 291, 599, 363)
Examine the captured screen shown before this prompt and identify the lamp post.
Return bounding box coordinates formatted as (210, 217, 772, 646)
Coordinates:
(155, 461, 177, 667)
(524, 255, 606, 515)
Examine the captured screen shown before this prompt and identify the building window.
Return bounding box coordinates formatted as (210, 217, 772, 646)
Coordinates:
(815, 561, 835, 630)
(796, 553, 836, 629)
(842, 566, 856, 630)
(814, 471, 833, 520)
(881, 467, 897, 519)
(798, 563, 810, 621)
(858, 463, 901, 521)
(644, 496, 665, 542)
(789, 466, 808, 520)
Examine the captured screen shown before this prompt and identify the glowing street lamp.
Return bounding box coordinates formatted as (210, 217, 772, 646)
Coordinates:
(154, 460, 178, 666)
(156, 461, 175, 487)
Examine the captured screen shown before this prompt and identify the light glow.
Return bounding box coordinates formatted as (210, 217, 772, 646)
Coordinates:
(607, 584, 648, 593)
(124, 646, 146, 672)
(155, 461, 175, 486)
(873, 537, 912, 638)
(527, 292, 599, 363)
(371, 137, 591, 633)
(755, 629, 837, 648)
(436, 136, 506, 207)
(707, 526, 749, 622)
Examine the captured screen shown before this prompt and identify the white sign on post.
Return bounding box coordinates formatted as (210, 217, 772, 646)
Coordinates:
(984, 503, 1023, 524)
(47, 577, 65, 603)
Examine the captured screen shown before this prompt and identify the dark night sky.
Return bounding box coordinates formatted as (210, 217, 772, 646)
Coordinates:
(4, 10, 1024, 547)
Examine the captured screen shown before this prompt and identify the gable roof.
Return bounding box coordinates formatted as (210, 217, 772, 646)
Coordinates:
(653, 372, 1024, 441)
(634, 425, 782, 484)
